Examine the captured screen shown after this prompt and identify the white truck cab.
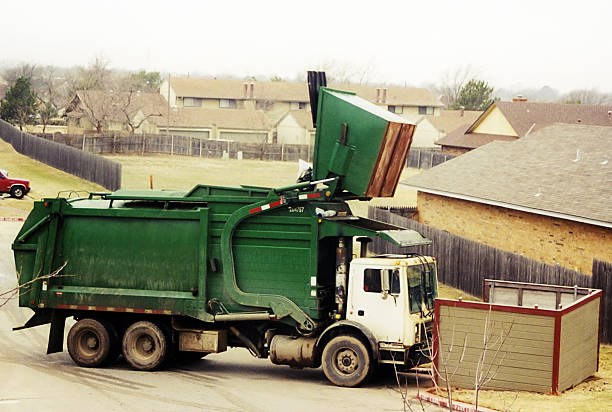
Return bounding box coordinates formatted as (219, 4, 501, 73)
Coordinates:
(346, 255, 438, 366)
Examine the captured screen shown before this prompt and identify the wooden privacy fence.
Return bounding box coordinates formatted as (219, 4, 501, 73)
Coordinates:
(35, 133, 453, 169)
(368, 206, 612, 344)
(406, 148, 455, 169)
(0, 120, 121, 191)
(35, 133, 314, 162)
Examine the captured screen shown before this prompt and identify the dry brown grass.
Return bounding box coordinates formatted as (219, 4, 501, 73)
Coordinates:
(0, 140, 104, 217)
(437, 283, 481, 301)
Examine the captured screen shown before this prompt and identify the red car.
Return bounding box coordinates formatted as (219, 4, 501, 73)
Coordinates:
(0, 169, 30, 199)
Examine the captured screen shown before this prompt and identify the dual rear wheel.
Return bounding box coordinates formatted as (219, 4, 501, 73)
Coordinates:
(67, 319, 168, 370)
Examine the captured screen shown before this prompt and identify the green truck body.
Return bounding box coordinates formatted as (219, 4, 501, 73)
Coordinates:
(12, 81, 438, 387)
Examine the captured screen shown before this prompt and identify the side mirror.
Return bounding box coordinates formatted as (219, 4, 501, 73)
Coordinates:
(381, 269, 390, 299)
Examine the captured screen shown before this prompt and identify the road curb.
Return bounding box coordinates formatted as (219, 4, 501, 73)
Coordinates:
(416, 392, 499, 412)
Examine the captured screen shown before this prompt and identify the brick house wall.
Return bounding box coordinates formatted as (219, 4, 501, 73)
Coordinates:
(417, 192, 611, 274)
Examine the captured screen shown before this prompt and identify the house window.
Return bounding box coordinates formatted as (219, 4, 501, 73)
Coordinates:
(219, 99, 237, 108)
(183, 97, 202, 107)
(418, 106, 434, 115)
(388, 105, 403, 114)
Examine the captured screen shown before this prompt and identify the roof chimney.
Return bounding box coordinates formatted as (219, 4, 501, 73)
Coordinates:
(376, 88, 381, 103)
(382, 88, 388, 104)
(513, 95, 528, 102)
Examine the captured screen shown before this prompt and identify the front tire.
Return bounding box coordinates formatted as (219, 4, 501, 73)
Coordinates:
(122, 321, 167, 371)
(322, 335, 372, 387)
(67, 318, 113, 367)
(10, 186, 25, 199)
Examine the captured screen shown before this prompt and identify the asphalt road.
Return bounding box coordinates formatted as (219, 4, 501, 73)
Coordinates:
(0, 221, 441, 412)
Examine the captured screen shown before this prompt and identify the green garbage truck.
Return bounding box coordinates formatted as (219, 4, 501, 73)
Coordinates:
(12, 74, 439, 387)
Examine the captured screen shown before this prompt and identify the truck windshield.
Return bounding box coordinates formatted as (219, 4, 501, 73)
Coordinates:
(407, 264, 438, 314)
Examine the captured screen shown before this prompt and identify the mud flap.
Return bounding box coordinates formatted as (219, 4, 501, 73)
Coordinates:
(47, 310, 66, 354)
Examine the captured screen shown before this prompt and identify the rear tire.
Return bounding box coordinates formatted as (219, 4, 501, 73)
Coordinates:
(322, 335, 372, 387)
(67, 318, 112, 367)
(122, 321, 167, 371)
(10, 186, 25, 199)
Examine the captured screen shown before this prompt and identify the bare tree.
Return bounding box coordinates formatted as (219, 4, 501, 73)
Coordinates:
(415, 303, 514, 411)
(72, 89, 118, 133)
(562, 88, 611, 105)
(314, 60, 374, 85)
(434, 66, 473, 109)
(75, 56, 111, 90)
(38, 99, 57, 133)
(119, 88, 163, 134)
(2, 63, 40, 86)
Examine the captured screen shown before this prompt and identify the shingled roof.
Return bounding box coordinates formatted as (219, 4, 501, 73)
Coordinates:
(278, 110, 314, 131)
(429, 110, 482, 135)
(404, 123, 612, 227)
(150, 107, 271, 130)
(437, 101, 612, 150)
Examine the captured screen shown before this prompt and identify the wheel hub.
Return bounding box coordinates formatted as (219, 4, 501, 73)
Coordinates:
(138, 335, 154, 353)
(86, 335, 99, 350)
(336, 349, 358, 374)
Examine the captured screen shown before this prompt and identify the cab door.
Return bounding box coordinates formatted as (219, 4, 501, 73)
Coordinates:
(347, 265, 405, 343)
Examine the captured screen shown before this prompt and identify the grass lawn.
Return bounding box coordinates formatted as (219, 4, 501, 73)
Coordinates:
(0, 139, 105, 217)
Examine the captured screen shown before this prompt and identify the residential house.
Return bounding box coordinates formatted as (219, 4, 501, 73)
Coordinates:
(160, 78, 309, 124)
(160, 77, 443, 126)
(150, 107, 272, 143)
(436, 100, 612, 155)
(428, 109, 482, 143)
(276, 110, 315, 146)
(65, 90, 166, 134)
(330, 83, 443, 119)
(403, 123, 611, 274)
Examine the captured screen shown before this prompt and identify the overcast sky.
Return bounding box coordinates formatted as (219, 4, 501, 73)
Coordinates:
(1, 0, 610, 93)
